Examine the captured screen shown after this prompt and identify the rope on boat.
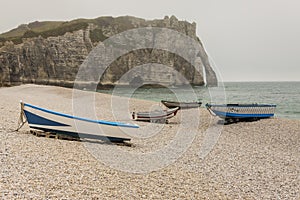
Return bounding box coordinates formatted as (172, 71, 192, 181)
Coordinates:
(16, 101, 27, 131)
(206, 104, 217, 116)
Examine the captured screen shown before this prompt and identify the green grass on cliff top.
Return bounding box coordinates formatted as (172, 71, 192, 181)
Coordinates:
(0, 16, 140, 39)
(0, 19, 93, 45)
(0, 16, 192, 46)
(0, 21, 63, 38)
(0, 16, 141, 45)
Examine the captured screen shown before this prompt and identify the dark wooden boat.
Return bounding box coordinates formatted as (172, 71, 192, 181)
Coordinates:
(161, 100, 202, 109)
(132, 107, 179, 123)
(206, 103, 276, 122)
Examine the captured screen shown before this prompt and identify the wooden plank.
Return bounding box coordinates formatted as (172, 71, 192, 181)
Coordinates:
(30, 130, 80, 141)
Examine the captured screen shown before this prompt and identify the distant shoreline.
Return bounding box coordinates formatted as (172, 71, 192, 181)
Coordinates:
(1, 83, 299, 120)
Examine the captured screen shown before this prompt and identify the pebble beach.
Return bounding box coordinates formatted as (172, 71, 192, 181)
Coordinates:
(0, 84, 299, 199)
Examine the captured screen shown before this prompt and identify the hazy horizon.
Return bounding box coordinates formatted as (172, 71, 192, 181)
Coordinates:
(1, 0, 299, 82)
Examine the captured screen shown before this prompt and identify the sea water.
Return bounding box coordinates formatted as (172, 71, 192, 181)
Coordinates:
(98, 82, 300, 120)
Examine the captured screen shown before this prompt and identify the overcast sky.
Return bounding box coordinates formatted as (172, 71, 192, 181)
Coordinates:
(1, 0, 299, 81)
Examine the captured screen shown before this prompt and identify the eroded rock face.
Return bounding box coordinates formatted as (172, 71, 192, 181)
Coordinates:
(0, 16, 218, 87)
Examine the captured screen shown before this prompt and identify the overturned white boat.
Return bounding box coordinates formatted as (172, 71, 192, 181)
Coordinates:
(18, 101, 139, 142)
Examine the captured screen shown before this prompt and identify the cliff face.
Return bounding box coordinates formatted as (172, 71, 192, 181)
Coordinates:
(0, 16, 218, 87)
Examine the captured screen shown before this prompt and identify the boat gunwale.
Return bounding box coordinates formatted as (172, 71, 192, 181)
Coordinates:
(161, 100, 202, 104)
(206, 103, 276, 108)
(23, 102, 139, 128)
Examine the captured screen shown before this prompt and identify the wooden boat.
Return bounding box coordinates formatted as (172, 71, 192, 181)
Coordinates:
(18, 101, 139, 142)
(206, 103, 276, 121)
(132, 107, 179, 123)
(161, 100, 202, 109)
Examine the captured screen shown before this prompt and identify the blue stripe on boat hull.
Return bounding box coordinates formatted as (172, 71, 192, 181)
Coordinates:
(212, 110, 274, 119)
(24, 110, 70, 127)
(30, 126, 130, 142)
(24, 103, 139, 128)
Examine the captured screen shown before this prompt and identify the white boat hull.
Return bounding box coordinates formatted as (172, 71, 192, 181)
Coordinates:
(22, 102, 139, 142)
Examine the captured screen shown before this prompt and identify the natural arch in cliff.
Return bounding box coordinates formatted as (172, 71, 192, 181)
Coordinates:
(99, 49, 204, 87)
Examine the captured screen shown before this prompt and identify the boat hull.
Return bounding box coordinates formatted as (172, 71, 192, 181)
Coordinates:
(133, 107, 179, 122)
(22, 102, 139, 142)
(206, 104, 276, 119)
(161, 100, 202, 109)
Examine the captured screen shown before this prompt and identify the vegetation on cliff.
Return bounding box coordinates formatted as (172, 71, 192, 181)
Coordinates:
(0, 16, 196, 47)
(0, 20, 90, 46)
(0, 16, 218, 87)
